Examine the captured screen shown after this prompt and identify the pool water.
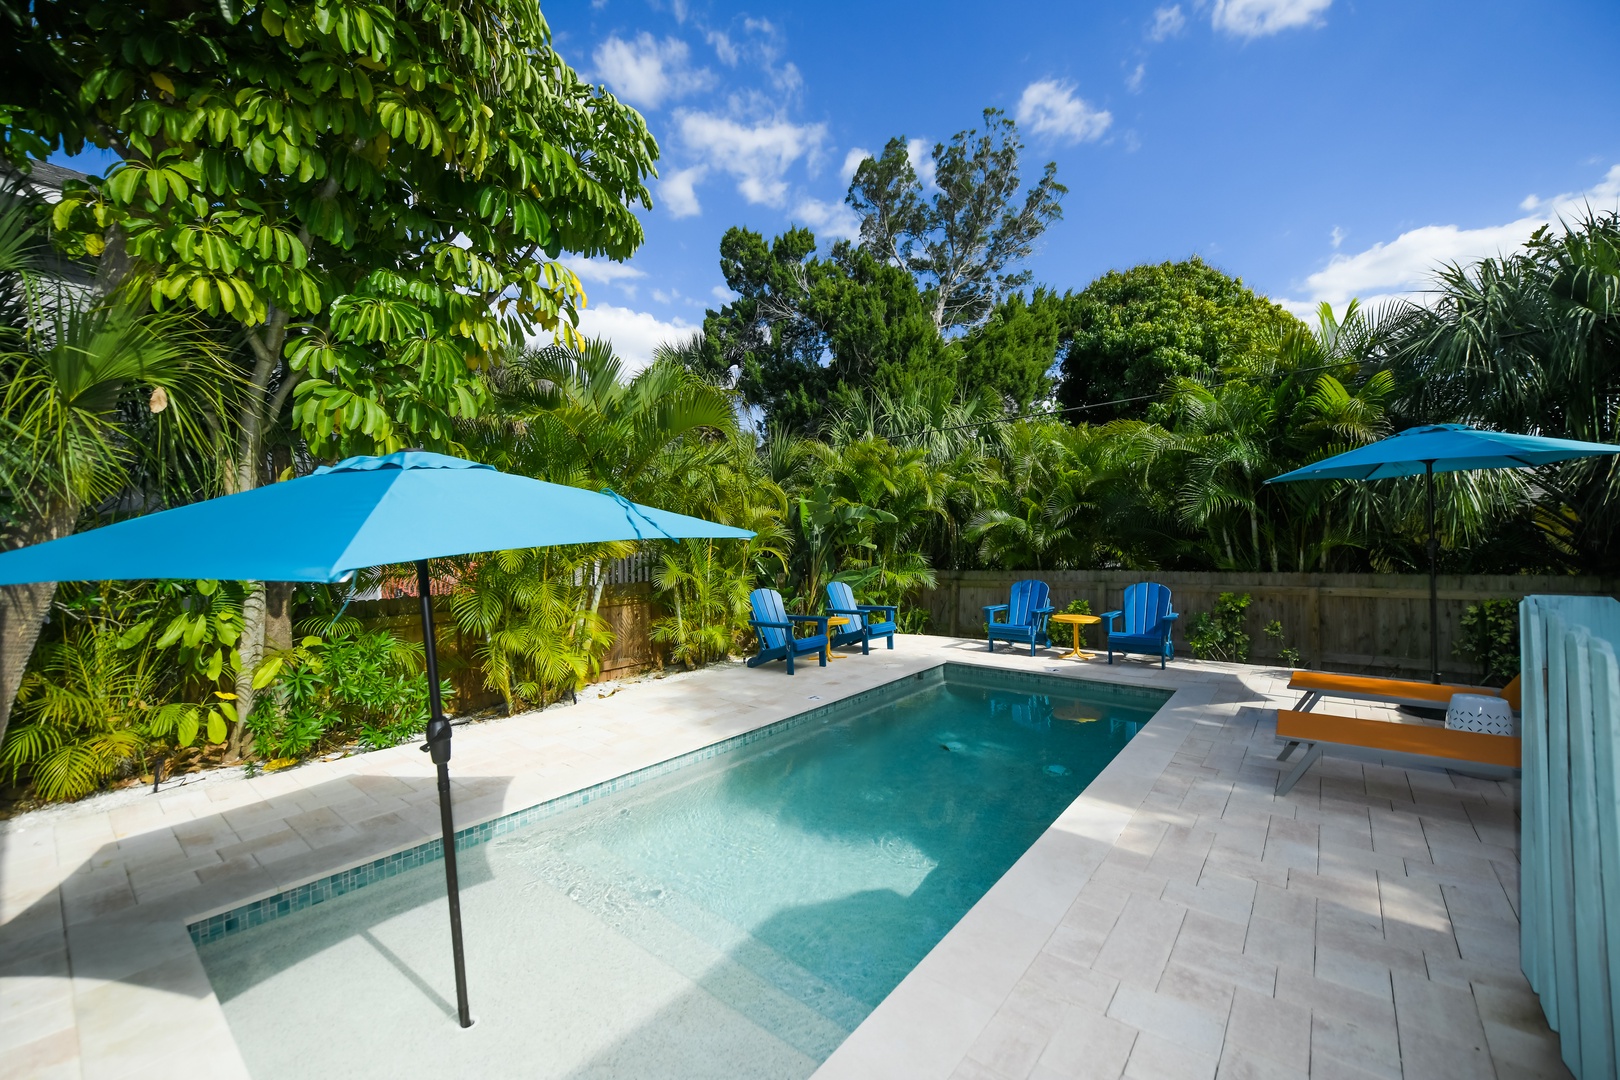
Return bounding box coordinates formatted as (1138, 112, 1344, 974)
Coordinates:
(197, 667, 1164, 1079)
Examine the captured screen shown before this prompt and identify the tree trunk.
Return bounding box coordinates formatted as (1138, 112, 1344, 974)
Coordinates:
(0, 506, 77, 749)
(230, 580, 266, 758)
(264, 581, 293, 653)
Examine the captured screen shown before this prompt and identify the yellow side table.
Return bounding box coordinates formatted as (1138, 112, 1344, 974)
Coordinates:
(1049, 613, 1102, 659)
(825, 616, 852, 660)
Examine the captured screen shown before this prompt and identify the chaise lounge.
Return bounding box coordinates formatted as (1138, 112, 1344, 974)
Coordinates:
(1273, 708, 1521, 795)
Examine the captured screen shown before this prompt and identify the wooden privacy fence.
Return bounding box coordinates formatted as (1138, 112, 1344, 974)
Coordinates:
(1519, 594, 1620, 1077)
(350, 583, 658, 712)
(920, 570, 1620, 681)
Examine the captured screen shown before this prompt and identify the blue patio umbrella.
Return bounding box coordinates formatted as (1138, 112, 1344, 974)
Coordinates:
(0, 450, 753, 1028)
(1269, 424, 1620, 682)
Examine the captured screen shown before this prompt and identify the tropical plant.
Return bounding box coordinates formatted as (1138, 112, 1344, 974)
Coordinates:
(1394, 211, 1620, 575)
(6, 0, 660, 743)
(651, 540, 753, 669)
(1454, 598, 1519, 685)
(449, 546, 617, 714)
(248, 629, 437, 760)
(1187, 592, 1252, 663)
(1263, 620, 1303, 669)
(0, 625, 157, 800)
(0, 188, 234, 747)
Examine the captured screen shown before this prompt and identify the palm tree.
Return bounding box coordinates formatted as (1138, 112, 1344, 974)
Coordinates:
(0, 188, 233, 745)
(1394, 211, 1620, 573)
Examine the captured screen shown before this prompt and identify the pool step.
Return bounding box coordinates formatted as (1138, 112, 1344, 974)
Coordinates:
(503, 833, 868, 1061)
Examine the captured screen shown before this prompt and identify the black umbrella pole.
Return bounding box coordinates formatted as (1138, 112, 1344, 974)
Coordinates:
(1425, 463, 1440, 685)
(416, 560, 472, 1029)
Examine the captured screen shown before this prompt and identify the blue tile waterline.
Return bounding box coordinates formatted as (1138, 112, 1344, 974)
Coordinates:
(187, 663, 1169, 947)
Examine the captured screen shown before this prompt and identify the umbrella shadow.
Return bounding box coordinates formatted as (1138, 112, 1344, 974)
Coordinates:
(0, 771, 512, 1012)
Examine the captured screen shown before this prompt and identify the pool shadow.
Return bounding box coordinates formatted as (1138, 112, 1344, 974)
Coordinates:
(0, 770, 511, 1007)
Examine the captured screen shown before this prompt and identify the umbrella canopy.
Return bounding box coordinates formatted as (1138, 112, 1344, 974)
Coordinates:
(0, 450, 753, 585)
(1269, 424, 1620, 683)
(0, 449, 754, 1030)
(1268, 423, 1620, 482)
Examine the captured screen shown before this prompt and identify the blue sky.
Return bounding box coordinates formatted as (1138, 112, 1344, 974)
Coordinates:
(549, 0, 1620, 365)
(48, 0, 1620, 368)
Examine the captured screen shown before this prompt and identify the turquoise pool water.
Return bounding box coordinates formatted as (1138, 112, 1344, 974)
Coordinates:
(197, 666, 1166, 1079)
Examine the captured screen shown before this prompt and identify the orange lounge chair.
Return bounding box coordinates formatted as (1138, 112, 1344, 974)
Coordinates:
(1273, 708, 1521, 795)
(1288, 671, 1521, 714)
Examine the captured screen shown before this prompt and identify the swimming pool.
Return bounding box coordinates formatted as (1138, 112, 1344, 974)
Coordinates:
(196, 664, 1167, 1079)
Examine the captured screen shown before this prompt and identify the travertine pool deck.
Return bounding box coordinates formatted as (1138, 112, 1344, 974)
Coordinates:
(0, 637, 1568, 1079)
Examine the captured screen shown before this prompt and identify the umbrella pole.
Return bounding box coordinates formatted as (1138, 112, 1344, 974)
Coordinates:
(1425, 462, 1439, 684)
(416, 560, 472, 1029)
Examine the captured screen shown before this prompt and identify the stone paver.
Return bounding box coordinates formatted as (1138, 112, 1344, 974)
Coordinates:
(0, 638, 1568, 1079)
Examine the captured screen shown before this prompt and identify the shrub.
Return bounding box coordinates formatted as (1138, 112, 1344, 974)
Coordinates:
(1455, 598, 1519, 685)
(248, 630, 444, 760)
(1188, 593, 1252, 663)
(1050, 598, 1093, 649)
(1263, 620, 1304, 669)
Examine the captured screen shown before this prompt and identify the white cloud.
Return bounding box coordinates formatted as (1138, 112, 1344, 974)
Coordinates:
(567, 302, 697, 375)
(1330, 225, 1345, 249)
(1149, 4, 1186, 40)
(706, 30, 739, 66)
(1277, 164, 1620, 316)
(905, 138, 938, 190)
(564, 257, 645, 287)
(1015, 80, 1113, 144)
(793, 197, 862, 242)
(592, 33, 713, 109)
(840, 147, 872, 183)
(661, 164, 707, 218)
(1126, 63, 1146, 93)
(1212, 0, 1332, 38)
(711, 284, 738, 303)
(675, 111, 826, 207)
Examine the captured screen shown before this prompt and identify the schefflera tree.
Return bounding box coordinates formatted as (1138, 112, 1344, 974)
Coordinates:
(5, 0, 659, 750)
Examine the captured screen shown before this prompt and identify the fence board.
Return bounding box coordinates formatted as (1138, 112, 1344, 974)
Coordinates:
(921, 570, 1620, 680)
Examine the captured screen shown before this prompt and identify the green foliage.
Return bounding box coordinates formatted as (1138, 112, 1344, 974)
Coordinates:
(1056, 258, 1301, 421)
(1454, 599, 1520, 685)
(449, 545, 615, 713)
(847, 109, 1066, 331)
(701, 227, 958, 433)
(957, 289, 1067, 408)
(0, 578, 256, 800)
(247, 630, 437, 759)
(0, 627, 155, 800)
(8, 0, 657, 459)
(652, 540, 753, 669)
(1187, 592, 1252, 663)
(1050, 598, 1093, 650)
(1263, 620, 1304, 669)
(1395, 211, 1620, 575)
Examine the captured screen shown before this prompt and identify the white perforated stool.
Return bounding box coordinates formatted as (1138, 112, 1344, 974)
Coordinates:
(1446, 692, 1517, 736)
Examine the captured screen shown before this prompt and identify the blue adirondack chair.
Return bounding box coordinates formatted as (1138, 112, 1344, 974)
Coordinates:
(747, 588, 829, 674)
(825, 581, 898, 654)
(1103, 583, 1179, 668)
(984, 580, 1054, 656)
